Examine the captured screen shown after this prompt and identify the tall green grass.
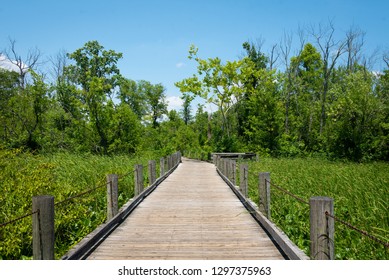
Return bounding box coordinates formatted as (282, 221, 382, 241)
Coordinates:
(245, 157, 388, 259)
(0, 150, 161, 259)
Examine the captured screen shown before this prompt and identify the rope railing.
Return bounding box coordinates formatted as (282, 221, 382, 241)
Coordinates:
(267, 179, 388, 249)
(117, 169, 135, 180)
(265, 179, 309, 205)
(0, 209, 39, 228)
(325, 211, 389, 249)
(0, 152, 181, 259)
(214, 155, 388, 259)
(265, 177, 388, 249)
(55, 170, 135, 207)
(0, 171, 136, 228)
(54, 180, 108, 207)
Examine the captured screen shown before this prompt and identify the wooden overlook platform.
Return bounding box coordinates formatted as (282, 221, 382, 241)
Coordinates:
(64, 157, 308, 260)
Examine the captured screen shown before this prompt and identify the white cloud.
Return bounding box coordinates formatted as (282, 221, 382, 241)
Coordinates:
(176, 62, 185, 68)
(372, 70, 383, 78)
(0, 54, 28, 73)
(166, 95, 183, 111)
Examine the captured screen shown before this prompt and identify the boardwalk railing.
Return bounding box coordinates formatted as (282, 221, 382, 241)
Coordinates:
(62, 152, 182, 260)
(0, 152, 181, 260)
(213, 156, 309, 260)
(213, 155, 389, 260)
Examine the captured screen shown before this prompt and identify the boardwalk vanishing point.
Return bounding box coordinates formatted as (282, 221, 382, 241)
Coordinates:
(64, 157, 308, 260)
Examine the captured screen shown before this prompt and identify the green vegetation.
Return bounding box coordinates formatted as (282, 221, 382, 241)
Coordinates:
(244, 157, 388, 260)
(1, 22, 388, 259)
(0, 149, 161, 259)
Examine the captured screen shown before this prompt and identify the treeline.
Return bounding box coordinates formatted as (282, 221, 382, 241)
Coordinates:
(1, 23, 389, 161)
(177, 24, 389, 161)
(0, 40, 183, 155)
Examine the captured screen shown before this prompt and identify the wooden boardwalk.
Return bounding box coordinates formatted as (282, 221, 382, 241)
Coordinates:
(87, 158, 285, 260)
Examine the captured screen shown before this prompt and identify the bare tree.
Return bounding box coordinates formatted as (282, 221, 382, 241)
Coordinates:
(268, 43, 279, 71)
(3, 38, 41, 88)
(280, 29, 306, 134)
(383, 51, 389, 68)
(280, 31, 293, 134)
(309, 21, 347, 134)
(49, 49, 69, 82)
(345, 26, 366, 72)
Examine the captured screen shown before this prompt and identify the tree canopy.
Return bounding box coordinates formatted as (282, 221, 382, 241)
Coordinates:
(1, 26, 388, 161)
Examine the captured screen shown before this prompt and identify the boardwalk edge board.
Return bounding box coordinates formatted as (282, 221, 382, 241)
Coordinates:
(216, 167, 309, 260)
(61, 161, 181, 260)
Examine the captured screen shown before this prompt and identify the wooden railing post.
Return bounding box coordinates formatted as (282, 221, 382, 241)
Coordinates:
(107, 174, 118, 221)
(231, 160, 236, 185)
(258, 172, 271, 219)
(32, 195, 54, 260)
(240, 163, 248, 198)
(148, 160, 156, 185)
(228, 160, 233, 181)
(225, 159, 230, 179)
(160, 157, 165, 177)
(168, 155, 172, 170)
(309, 197, 334, 260)
(134, 164, 144, 196)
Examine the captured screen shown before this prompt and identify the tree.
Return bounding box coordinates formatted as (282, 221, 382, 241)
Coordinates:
(138, 81, 168, 128)
(65, 41, 123, 153)
(5, 71, 50, 150)
(176, 45, 252, 139)
(242, 40, 268, 72)
(243, 68, 282, 155)
(327, 70, 381, 160)
(290, 43, 323, 150)
(180, 93, 194, 125)
(345, 26, 365, 73)
(66, 40, 122, 96)
(238, 41, 269, 138)
(118, 78, 147, 120)
(108, 103, 141, 154)
(0, 69, 20, 145)
(309, 22, 347, 134)
(2, 38, 41, 89)
(372, 58, 389, 160)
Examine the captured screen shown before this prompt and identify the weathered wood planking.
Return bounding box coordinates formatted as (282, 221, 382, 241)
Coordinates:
(87, 158, 285, 260)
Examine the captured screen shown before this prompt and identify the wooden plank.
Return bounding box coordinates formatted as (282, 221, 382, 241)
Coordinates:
(62, 159, 180, 260)
(217, 167, 309, 260)
(87, 158, 285, 260)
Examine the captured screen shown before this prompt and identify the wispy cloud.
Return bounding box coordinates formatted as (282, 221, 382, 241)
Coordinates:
(176, 62, 185, 68)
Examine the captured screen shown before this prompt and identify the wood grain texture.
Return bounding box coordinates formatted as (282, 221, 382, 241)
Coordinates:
(87, 158, 285, 260)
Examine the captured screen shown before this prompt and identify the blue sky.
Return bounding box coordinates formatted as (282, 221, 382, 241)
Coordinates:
(1, 0, 388, 111)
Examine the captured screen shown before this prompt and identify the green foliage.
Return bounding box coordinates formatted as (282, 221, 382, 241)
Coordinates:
(140, 81, 168, 128)
(0, 149, 161, 259)
(326, 71, 380, 160)
(66, 40, 122, 94)
(176, 45, 253, 139)
(246, 157, 389, 259)
(118, 78, 147, 120)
